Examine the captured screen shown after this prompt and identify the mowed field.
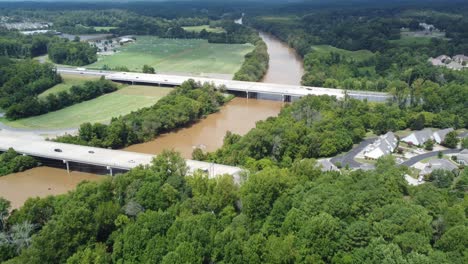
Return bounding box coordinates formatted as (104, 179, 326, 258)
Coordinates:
(2, 85, 172, 129)
(39, 74, 99, 99)
(182, 25, 225, 33)
(87, 36, 254, 74)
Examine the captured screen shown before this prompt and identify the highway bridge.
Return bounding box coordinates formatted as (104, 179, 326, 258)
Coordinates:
(0, 136, 242, 180)
(57, 68, 391, 102)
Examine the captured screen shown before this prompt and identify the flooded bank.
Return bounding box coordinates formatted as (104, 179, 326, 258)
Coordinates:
(125, 97, 283, 158)
(259, 32, 304, 85)
(0, 167, 104, 209)
(125, 28, 305, 158)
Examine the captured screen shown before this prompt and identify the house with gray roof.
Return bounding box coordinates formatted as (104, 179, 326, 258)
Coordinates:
(420, 159, 459, 176)
(316, 159, 340, 172)
(363, 132, 398, 160)
(456, 149, 468, 165)
(402, 129, 433, 146)
(447, 61, 464, 71)
(453, 54, 468, 65)
(433, 128, 454, 144)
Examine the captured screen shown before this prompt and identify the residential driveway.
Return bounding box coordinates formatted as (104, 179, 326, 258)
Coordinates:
(331, 138, 376, 168)
(400, 149, 462, 167)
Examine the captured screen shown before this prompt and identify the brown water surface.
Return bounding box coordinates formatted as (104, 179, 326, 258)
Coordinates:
(260, 32, 305, 85)
(125, 98, 283, 158)
(0, 28, 304, 209)
(0, 167, 104, 209)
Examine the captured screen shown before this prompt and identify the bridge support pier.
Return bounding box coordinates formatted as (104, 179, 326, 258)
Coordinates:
(63, 160, 70, 174)
(246, 91, 249, 99)
(107, 166, 113, 176)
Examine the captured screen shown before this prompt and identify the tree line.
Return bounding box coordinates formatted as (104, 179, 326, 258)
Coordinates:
(0, 151, 466, 263)
(6, 78, 118, 120)
(0, 59, 61, 117)
(0, 148, 38, 177)
(198, 85, 466, 168)
(55, 80, 228, 149)
(48, 39, 97, 66)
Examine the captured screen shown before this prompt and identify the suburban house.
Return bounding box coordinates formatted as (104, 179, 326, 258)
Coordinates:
(363, 132, 398, 160)
(420, 159, 458, 176)
(435, 55, 451, 63)
(456, 149, 468, 165)
(316, 159, 340, 172)
(458, 131, 468, 140)
(453, 54, 468, 65)
(433, 128, 454, 144)
(402, 128, 433, 146)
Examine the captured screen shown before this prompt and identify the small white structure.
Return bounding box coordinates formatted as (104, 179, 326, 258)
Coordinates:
(119, 37, 135, 45)
(433, 128, 454, 144)
(402, 129, 433, 146)
(364, 132, 398, 160)
(316, 159, 339, 172)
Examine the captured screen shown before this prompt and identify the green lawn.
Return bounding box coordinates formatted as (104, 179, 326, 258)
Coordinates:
(2, 85, 172, 129)
(93, 26, 118, 32)
(39, 74, 100, 99)
(310, 45, 374, 62)
(182, 25, 225, 33)
(87, 36, 254, 74)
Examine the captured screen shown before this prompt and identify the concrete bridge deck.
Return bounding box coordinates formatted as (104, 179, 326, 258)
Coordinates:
(56, 68, 391, 102)
(0, 136, 242, 178)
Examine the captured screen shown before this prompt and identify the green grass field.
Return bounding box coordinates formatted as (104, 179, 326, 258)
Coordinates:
(2, 85, 171, 129)
(87, 36, 254, 74)
(311, 45, 374, 61)
(93, 26, 118, 32)
(182, 25, 225, 33)
(39, 74, 100, 99)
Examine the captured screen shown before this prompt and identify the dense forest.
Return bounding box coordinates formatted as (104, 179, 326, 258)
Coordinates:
(48, 39, 97, 66)
(0, 59, 62, 118)
(246, 4, 468, 91)
(0, 148, 38, 177)
(0, 151, 466, 263)
(0, 1, 467, 263)
(6, 78, 118, 120)
(56, 80, 228, 149)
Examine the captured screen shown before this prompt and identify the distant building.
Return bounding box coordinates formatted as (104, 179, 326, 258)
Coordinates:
(316, 159, 339, 172)
(446, 61, 464, 71)
(402, 129, 433, 146)
(420, 159, 458, 176)
(433, 128, 454, 144)
(453, 54, 468, 65)
(458, 131, 468, 139)
(364, 132, 398, 160)
(456, 149, 468, 165)
(435, 55, 451, 63)
(119, 37, 135, 45)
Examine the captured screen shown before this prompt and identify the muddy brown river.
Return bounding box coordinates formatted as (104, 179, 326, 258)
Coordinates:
(0, 29, 304, 208)
(0, 167, 104, 209)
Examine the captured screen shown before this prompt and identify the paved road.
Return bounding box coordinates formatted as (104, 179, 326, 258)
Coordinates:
(400, 149, 462, 167)
(0, 122, 77, 137)
(331, 138, 376, 168)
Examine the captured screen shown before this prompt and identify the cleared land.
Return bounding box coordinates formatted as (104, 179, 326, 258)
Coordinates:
(311, 45, 374, 61)
(87, 36, 254, 74)
(39, 74, 100, 99)
(93, 26, 118, 32)
(182, 25, 225, 33)
(2, 85, 171, 129)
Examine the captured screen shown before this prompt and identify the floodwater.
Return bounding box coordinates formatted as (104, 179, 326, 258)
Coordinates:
(125, 98, 284, 158)
(0, 167, 104, 209)
(124, 29, 305, 159)
(0, 26, 304, 208)
(260, 32, 305, 85)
